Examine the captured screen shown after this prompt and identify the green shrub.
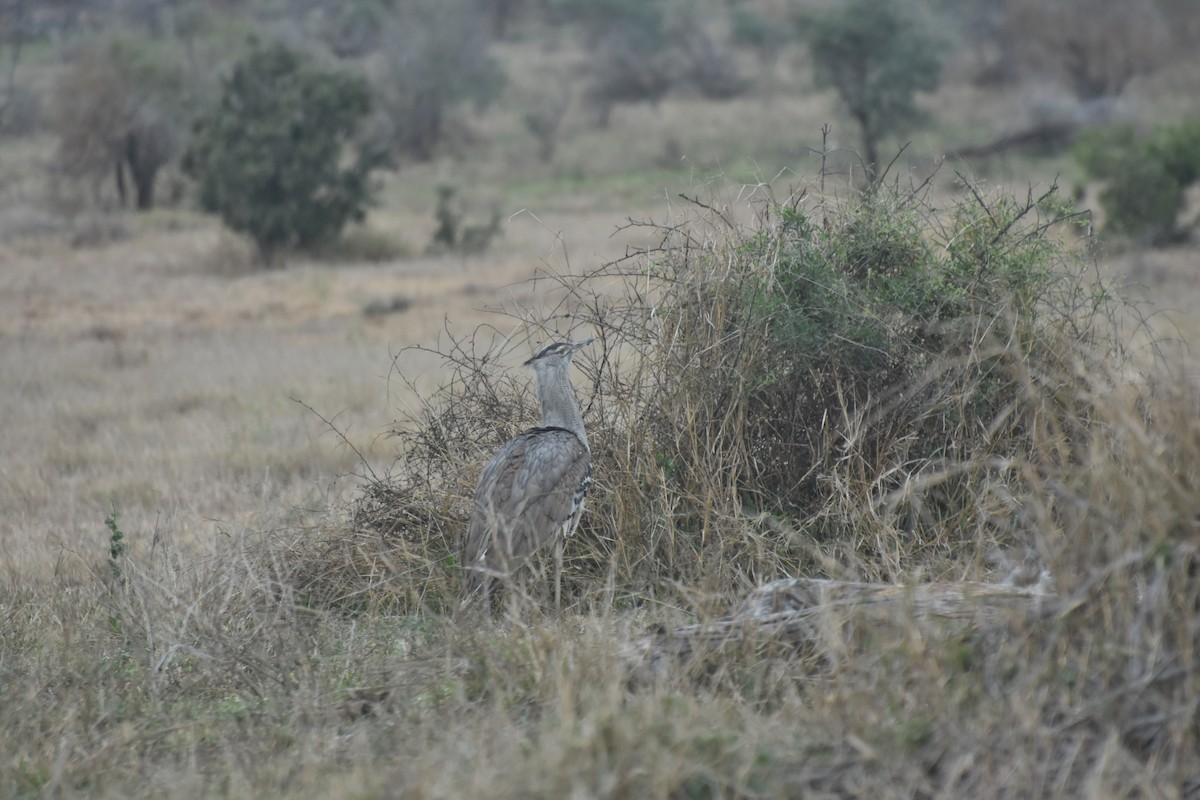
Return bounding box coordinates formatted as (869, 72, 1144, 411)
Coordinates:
(640, 185, 1092, 538)
(183, 41, 383, 263)
(1075, 119, 1200, 244)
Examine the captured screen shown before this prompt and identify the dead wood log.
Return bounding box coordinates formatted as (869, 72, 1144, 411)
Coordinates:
(625, 576, 1059, 682)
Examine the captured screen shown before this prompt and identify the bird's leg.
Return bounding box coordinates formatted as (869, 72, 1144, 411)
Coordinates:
(554, 537, 564, 610)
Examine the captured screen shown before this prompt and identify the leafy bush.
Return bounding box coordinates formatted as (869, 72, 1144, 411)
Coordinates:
(805, 0, 942, 183)
(1075, 119, 1200, 244)
(183, 41, 382, 263)
(602, 184, 1099, 567)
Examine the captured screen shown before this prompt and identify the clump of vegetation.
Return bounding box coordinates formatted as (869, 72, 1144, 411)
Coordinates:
(370, 0, 505, 160)
(360, 178, 1106, 603)
(729, 4, 790, 89)
(312, 223, 409, 264)
(1075, 119, 1200, 244)
(551, 0, 678, 125)
(183, 41, 384, 264)
(521, 80, 572, 163)
(104, 499, 125, 585)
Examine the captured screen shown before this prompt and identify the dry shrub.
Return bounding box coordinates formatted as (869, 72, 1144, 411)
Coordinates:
(346, 178, 1135, 610)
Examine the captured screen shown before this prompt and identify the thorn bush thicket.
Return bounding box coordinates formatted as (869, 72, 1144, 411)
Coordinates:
(349, 176, 1129, 612)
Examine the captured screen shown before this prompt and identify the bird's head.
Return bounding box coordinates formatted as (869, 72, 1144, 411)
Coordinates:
(523, 337, 595, 368)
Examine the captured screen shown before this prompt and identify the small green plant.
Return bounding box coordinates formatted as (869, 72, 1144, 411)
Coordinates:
(104, 499, 125, 584)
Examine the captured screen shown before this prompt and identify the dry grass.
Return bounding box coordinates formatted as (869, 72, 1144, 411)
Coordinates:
(4, 328, 1198, 795)
(4, 185, 1187, 797)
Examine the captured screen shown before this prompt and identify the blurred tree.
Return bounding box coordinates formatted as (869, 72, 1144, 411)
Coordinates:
(372, 0, 503, 160)
(320, 0, 387, 58)
(51, 32, 188, 209)
(547, 0, 677, 126)
(522, 78, 571, 162)
(676, 20, 745, 100)
(0, 0, 31, 134)
(805, 0, 942, 185)
(427, 184, 502, 255)
(484, 0, 524, 38)
(729, 4, 791, 92)
(999, 0, 1170, 102)
(183, 41, 383, 263)
(806, 0, 945, 184)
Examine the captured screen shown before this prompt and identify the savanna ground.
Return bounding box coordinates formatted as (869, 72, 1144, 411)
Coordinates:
(3, 8, 1200, 798)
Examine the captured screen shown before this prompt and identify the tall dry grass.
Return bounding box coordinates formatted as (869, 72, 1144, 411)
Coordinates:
(3, 181, 1198, 797)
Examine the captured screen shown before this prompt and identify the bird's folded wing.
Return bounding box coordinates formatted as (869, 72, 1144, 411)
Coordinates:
(466, 427, 591, 574)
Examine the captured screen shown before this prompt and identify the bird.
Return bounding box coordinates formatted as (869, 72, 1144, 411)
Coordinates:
(463, 337, 595, 609)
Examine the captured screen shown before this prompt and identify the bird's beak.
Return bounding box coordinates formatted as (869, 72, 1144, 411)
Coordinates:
(571, 337, 596, 351)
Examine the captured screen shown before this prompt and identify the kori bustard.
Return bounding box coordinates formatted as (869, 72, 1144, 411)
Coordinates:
(463, 337, 594, 608)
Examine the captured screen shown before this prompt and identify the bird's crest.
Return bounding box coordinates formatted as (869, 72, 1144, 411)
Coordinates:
(524, 337, 595, 366)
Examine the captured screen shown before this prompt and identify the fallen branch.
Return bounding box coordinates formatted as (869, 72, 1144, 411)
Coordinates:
(626, 576, 1059, 681)
(946, 122, 1081, 160)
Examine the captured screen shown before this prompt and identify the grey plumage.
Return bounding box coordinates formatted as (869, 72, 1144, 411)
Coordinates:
(463, 338, 595, 604)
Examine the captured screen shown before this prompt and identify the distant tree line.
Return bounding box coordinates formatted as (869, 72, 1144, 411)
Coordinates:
(2, 0, 1195, 259)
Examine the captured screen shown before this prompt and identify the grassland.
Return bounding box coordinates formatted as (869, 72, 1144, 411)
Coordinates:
(3, 19, 1200, 799)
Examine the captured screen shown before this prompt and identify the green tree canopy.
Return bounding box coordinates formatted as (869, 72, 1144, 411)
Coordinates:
(807, 0, 942, 184)
(183, 41, 382, 263)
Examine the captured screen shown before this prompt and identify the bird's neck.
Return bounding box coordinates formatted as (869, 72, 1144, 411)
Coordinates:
(536, 369, 588, 450)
